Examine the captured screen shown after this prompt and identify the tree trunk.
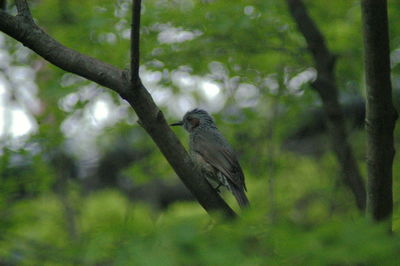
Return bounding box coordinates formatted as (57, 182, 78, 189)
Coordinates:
(361, 0, 398, 224)
(286, 0, 367, 211)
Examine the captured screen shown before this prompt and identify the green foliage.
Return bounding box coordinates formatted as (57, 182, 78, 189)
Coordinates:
(1, 190, 399, 265)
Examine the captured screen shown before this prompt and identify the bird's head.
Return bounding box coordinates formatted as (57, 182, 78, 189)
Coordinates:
(170, 108, 216, 133)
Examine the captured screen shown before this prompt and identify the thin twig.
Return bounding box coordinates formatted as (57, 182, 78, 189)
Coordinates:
(131, 0, 142, 86)
(15, 0, 33, 23)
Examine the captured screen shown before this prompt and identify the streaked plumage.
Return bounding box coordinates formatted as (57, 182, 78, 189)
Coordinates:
(171, 108, 249, 208)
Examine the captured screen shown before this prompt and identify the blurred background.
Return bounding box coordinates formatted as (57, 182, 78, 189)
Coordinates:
(0, 0, 399, 264)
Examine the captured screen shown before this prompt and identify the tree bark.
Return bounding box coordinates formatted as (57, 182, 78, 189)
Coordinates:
(0, 0, 236, 218)
(361, 0, 398, 224)
(0, 0, 6, 11)
(286, 0, 367, 211)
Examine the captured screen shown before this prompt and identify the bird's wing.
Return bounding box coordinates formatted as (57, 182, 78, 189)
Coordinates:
(192, 133, 246, 190)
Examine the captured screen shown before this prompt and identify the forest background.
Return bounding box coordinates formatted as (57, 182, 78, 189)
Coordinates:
(0, 0, 399, 265)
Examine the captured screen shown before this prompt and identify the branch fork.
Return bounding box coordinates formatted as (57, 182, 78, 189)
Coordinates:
(0, 0, 236, 218)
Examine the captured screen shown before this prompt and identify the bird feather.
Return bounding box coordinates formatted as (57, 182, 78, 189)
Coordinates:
(191, 130, 246, 191)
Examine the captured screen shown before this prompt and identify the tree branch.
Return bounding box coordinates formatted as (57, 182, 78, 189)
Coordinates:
(0, 0, 6, 11)
(0, 3, 236, 218)
(286, 0, 366, 211)
(0, 11, 127, 94)
(131, 0, 141, 86)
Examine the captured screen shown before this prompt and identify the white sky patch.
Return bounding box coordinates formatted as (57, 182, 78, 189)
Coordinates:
(179, 75, 195, 87)
(11, 66, 35, 85)
(61, 112, 84, 138)
(202, 91, 226, 113)
(169, 94, 196, 117)
(152, 89, 173, 106)
(235, 83, 259, 108)
(121, 28, 130, 39)
(0, 106, 36, 138)
(208, 61, 227, 77)
(0, 107, 4, 135)
(177, 95, 195, 111)
(85, 94, 119, 130)
(157, 26, 202, 44)
(98, 32, 117, 44)
(60, 92, 120, 139)
(171, 70, 196, 92)
(0, 50, 10, 69)
(0, 81, 6, 96)
(0, 64, 39, 140)
(14, 45, 32, 63)
(59, 92, 80, 112)
(264, 76, 280, 94)
(10, 108, 34, 137)
(141, 70, 162, 85)
(92, 99, 109, 122)
(287, 68, 317, 95)
(391, 48, 400, 68)
(201, 80, 220, 99)
(60, 73, 86, 88)
(244, 5, 255, 16)
(79, 84, 100, 101)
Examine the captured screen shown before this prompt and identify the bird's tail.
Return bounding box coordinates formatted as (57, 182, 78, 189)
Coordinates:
(229, 183, 249, 209)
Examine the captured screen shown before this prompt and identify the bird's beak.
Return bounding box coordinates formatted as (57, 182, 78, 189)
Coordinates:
(170, 121, 183, 126)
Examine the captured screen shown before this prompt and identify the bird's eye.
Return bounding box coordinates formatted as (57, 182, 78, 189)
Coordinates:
(187, 116, 193, 121)
(188, 117, 199, 128)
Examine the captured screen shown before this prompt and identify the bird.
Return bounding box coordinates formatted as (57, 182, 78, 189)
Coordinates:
(170, 108, 249, 208)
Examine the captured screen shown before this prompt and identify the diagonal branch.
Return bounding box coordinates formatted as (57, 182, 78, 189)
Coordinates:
(131, 0, 142, 86)
(0, 3, 236, 218)
(286, 0, 366, 211)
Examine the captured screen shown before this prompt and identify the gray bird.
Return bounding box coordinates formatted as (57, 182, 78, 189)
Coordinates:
(171, 108, 249, 208)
